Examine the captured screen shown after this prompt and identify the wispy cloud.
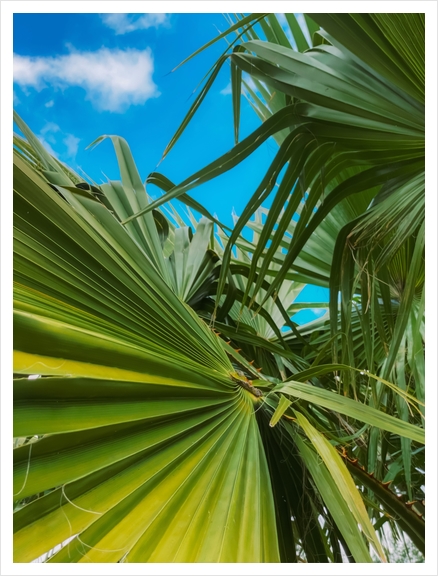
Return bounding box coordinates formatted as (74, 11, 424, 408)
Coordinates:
(220, 82, 232, 96)
(37, 123, 60, 158)
(36, 122, 80, 160)
(13, 47, 159, 112)
(221, 78, 258, 96)
(243, 76, 258, 92)
(40, 122, 60, 138)
(45, 99, 54, 108)
(63, 134, 81, 159)
(101, 13, 170, 35)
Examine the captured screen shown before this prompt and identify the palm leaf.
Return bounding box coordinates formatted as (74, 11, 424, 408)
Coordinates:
(13, 11, 426, 561)
(13, 151, 279, 563)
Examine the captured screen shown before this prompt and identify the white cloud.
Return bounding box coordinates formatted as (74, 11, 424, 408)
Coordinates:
(45, 99, 54, 108)
(40, 122, 60, 138)
(35, 122, 80, 160)
(37, 123, 60, 157)
(38, 137, 59, 159)
(63, 134, 80, 159)
(221, 78, 258, 96)
(13, 47, 159, 112)
(101, 13, 169, 35)
(243, 76, 258, 92)
(220, 82, 232, 96)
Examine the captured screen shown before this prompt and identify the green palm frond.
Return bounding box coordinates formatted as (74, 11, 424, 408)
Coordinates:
(13, 11, 426, 563)
(13, 150, 280, 563)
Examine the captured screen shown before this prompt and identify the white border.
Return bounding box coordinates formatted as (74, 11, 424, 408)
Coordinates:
(1, 2, 437, 575)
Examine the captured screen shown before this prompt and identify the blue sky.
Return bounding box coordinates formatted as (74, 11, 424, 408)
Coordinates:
(13, 13, 275, 224)
(13, 12, 328, 323)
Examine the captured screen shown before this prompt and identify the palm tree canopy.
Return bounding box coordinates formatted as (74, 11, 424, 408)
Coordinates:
(13, 12, 425, 563)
